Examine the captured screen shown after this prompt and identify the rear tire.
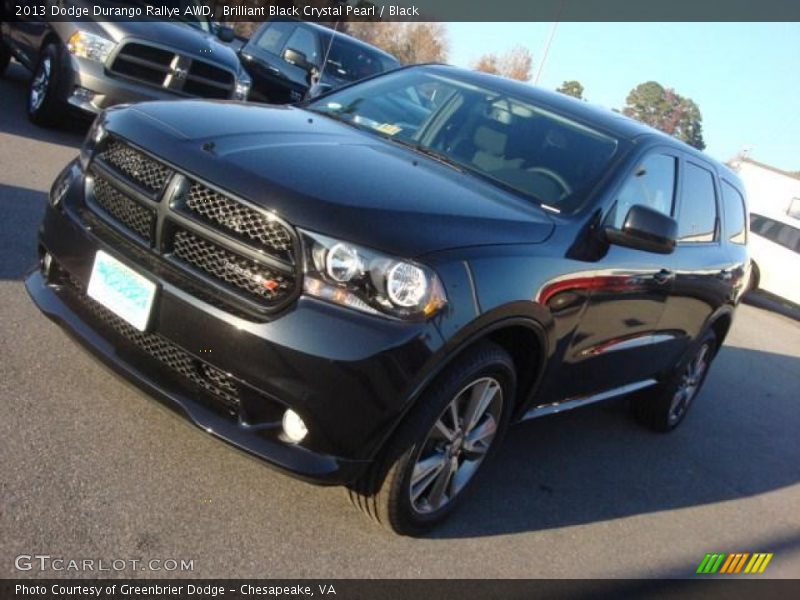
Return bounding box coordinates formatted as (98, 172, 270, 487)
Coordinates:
(348, 342, 516, 536)
(27, 43, 66, 127)
(633, 330, 718, 432)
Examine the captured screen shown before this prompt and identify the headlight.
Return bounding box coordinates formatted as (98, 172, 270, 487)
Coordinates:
(233, 74, 251, 101)
(79, 112, 108, 170)
(67, 31, 116, 64)
(301, 230, 447, 320)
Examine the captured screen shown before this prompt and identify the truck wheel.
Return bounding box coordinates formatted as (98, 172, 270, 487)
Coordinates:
(633, 330, 717, 432)
(348, 342, 516, 536)
(28, 43, 66, 127)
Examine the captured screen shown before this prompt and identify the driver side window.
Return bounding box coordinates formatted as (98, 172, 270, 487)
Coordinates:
(613, 154, 676, 229)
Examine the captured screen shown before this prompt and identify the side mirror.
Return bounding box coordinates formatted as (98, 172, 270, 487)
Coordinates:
(605, 204, 678, 255)
(216, 26, 235, 43)
(283, 47, 312, 72)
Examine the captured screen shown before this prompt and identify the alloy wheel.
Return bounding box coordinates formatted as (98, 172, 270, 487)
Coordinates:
(30, 57, 51, 112)
(668, 343, 710, 424)
(409, 376, 503, 514)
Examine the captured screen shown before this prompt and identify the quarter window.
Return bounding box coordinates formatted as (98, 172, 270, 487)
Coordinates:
(721, 180, 747, 244)
(613, 154, 676, 229)
(678, 163, 717, 243)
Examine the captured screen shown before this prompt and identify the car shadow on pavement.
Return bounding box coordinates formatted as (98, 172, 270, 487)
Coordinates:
(0, 183, 47, 280)
(0, 61, 87, 145)
(431, 345, 800, 539)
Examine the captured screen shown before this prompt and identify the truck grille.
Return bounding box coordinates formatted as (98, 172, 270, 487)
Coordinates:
(85, 136, 300, 317)
(110, 42, 235, 99)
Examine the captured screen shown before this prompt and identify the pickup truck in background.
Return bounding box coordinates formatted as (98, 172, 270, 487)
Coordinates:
(239, 19, 400, 104)
(0, 0, 252, 126)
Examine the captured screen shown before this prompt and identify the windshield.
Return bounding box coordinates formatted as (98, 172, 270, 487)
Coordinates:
(308, 69, 618, 210)
(321, 37, 400, 82)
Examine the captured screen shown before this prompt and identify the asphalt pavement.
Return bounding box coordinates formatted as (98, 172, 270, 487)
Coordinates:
(1, 61, 799, 579)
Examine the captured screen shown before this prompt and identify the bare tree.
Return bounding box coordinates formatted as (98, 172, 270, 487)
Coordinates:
(471, 53, 501, 75)
(472, 45, 533, 81)
(346, 22, 449, 64)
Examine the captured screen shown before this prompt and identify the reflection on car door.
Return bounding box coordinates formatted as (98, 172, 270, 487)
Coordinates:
(656, 156, 736, 365)
(536, 151, 681, 403)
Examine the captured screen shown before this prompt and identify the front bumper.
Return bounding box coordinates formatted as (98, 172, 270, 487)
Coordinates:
(27, 170, 443, 484)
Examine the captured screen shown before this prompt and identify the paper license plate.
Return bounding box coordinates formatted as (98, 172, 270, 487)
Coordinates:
(87, 250, 156, 332)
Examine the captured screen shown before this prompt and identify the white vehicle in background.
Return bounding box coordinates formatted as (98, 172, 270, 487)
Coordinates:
(748, 211, 800, 306)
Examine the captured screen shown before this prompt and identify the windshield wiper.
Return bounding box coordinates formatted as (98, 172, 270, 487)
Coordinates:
(384, 137, 464, 172)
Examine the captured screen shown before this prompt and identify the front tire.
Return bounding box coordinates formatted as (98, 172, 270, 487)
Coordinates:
(28, 43, 66, 127)
(633, 330, 717, 432)
(349, 342, 516, 535)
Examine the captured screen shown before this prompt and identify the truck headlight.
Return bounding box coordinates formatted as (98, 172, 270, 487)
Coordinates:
(233, 74, 251, 101)
(300, 230, 447, 320)
(67, 31, 117, 64)
(79, 112, 108, 170)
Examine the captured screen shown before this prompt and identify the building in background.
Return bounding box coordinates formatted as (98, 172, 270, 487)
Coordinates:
(728, 155, 800, 220)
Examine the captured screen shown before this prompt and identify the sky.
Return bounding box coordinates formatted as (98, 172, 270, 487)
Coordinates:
(446, 22, 800, 172)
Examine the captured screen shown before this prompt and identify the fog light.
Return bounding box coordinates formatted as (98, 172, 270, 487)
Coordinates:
(282, 409, 308, 443)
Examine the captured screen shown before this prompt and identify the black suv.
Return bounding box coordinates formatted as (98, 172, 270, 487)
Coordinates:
(239, 19, 400, 104)
(27, 65, 749, 535)
(0, 1, 250, 126)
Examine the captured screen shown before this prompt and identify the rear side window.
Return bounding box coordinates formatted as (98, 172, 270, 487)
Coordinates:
(678, 162, 717, 243)
(776, 223, 800, 253)
(612, 154, 676, 229)
(721, 180, 747, 244)
(749, 214, 800, 253)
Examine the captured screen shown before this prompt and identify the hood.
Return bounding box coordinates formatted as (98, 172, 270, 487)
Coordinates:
(82, 20, 241, 73)
(104, 101, 555, 258)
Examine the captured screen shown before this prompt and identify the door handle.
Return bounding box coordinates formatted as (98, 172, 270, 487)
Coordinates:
(654, 269, 675, 285)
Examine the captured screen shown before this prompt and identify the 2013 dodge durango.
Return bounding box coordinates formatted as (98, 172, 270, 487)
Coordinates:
(26, 65, 750, 534)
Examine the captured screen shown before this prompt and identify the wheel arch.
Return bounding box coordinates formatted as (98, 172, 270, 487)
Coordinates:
(368, 304, 554, 463)
(706, 307, 735, 348)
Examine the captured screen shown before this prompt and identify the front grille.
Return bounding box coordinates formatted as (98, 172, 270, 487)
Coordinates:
(60, 271, 240, 415)
(97, 139, 172, 194)
(171, 228, 294, 304)
(184, 183, 293, 259)
(85, 136, 300, 317)
(110, 42, 234, 99)
(91, 175, 155, 242)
